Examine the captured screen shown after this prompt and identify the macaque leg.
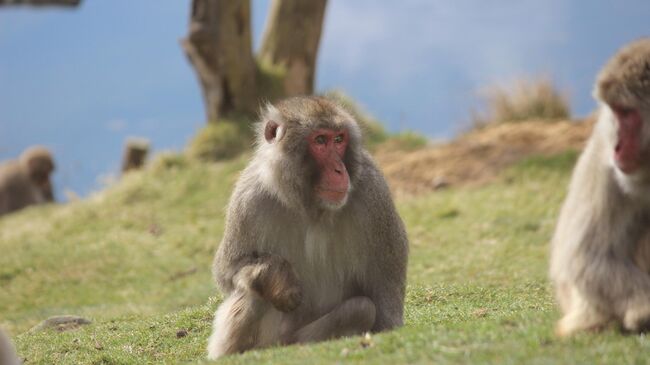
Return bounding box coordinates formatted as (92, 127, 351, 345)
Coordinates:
(565, 251, 650, 334)
(206, 289, 282, 359)
(556, 285, 610, 337)
(292, 296, 376, 343)
(634, 231, 650, 273)
(625, 233, 650, 332)
(207, 257, 298, 359)
(597, 259, 650, 332)
(622, 298, 650, 333)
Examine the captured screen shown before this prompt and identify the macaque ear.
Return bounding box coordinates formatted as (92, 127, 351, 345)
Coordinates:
(264, 121, 285, 143)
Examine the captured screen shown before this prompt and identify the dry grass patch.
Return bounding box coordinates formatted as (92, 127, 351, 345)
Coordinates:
(473, 77, 571, 125)
(376, 116, 595, 195)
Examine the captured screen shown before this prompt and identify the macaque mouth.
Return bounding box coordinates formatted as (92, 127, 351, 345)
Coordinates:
(314, 162, 350, 203)
(315, 187, 348, 203)
(612, 105, 642, 174)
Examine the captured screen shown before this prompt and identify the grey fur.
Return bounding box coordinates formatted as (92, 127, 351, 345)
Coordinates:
(551, 39, 650, 336)
(0, 146, 55, 216)
(206, 96, 408, 359)
(0, 328, 20, 365)
(595, 38, 650, 109)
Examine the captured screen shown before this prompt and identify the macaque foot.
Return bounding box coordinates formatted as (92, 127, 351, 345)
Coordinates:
(623, 305, 650, 333)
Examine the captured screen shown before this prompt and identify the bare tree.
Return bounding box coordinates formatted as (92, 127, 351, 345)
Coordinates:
(121, 138, 150, 173)
(183, 0, 328, 123)
(182, 0, 257, 123)
(258, 0, 327, 96)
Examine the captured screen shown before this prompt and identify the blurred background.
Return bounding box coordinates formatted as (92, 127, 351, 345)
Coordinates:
(0, 0, 648, 198)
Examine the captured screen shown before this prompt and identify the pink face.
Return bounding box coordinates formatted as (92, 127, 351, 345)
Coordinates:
(612, 105, 643, 174)
(307, 128, 350, 205)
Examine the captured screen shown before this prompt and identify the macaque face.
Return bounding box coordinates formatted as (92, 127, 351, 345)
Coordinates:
(307, 128, 350, 209)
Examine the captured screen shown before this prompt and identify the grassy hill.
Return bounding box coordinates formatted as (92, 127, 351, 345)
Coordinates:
(1, 129, 647, 364)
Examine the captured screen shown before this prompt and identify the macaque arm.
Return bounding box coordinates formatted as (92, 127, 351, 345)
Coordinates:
(368, 228, 407, 332)
(575, 235, 650, 314)
(212, 182, 268, 293)
(360, 167, 408, 332)
(566, 183, 650, 317)
(371, 285, 405, 331)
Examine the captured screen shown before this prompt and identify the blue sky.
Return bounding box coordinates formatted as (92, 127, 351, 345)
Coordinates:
(0, 0, 648, 198)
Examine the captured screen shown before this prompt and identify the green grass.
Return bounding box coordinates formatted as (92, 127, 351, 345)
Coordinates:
(2, 149, 646, 364)
(187, 119, 254, 162)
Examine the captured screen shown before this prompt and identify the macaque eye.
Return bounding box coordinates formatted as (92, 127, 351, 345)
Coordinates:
(334, 134, 344, 143)
(315, 135, 327, 145)
(614, 105, 634, 117)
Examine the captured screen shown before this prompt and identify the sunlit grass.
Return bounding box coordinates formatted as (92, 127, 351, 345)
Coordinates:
(2, 150, 645, 364)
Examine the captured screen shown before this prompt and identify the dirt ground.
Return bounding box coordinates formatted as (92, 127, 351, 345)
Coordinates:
(376, 116, 596, 195)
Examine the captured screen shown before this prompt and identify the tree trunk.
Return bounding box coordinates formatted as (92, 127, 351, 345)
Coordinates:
(121, 138, 150, 173)
(258, 0, 328, 96)
(182, 0, 257, 123)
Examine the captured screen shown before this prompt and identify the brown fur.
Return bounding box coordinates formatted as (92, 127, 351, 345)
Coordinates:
(206, 96, 408, 359)
(551, 39, 650, 336)
(0, 146, 55, 216)
(595, 38, 650, 109)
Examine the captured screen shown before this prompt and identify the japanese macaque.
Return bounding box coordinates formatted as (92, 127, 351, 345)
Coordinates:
(551, 38, 650, 336)
(206, 96, 409, 359)
(0, 328, 20, 365)
(0, 146, 55, 216)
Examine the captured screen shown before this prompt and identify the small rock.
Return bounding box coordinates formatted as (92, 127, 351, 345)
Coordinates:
(30, 315, 91, 332)
(149, 224, 163, 237)
(359, 332, 374, 348)
(432, 176, 449, 190)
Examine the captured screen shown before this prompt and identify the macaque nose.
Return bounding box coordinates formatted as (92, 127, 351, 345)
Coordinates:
(335, 167, 342, 174)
